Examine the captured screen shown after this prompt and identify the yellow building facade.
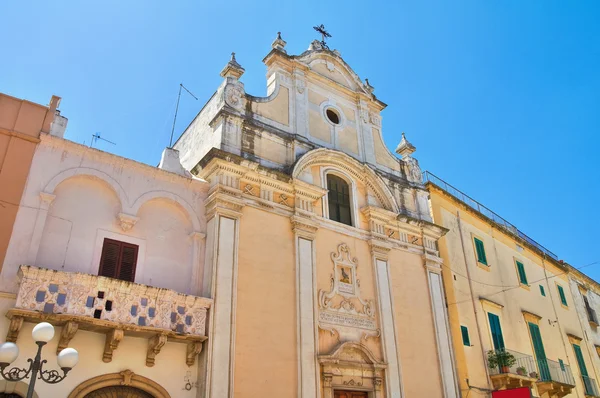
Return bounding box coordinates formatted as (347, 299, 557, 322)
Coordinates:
(426, 172, 600, 398)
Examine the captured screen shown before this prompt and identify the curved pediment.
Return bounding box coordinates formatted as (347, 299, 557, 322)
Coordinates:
(292, 148, 399, 213)
(294, 45, 375, 97)
(319, 342, 385, 367)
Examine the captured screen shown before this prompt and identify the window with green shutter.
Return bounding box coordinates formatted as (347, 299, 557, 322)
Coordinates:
(557, 285, 568, 307)
(461, 326, 471, 346)
(474, 237, 488, 265)
(487, 313, 505, 351)
(540, 285, 546, 296)
(516, 261, 528, 285)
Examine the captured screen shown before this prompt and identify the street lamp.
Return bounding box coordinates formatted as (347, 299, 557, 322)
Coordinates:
(0, 322, 79, 398)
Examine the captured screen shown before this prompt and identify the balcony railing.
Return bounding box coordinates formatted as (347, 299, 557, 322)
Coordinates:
(14, 265, 211, 337)
(423, 171, 558, 260)
(583, 375, 600, 397)
(487, 349, 538, 378)
(535, 358, 576, 386)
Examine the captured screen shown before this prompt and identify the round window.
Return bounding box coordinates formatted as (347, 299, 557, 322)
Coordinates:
(325, 108, 340, 125)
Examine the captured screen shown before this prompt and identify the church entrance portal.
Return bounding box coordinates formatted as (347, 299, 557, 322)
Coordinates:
(334, 391, 368, 398)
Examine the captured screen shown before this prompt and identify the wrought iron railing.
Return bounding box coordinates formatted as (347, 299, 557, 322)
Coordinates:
(583, 375, 600, 397)
(423, 171, 558, 260)
(535, 358, 576, 386)
(487, 349, 537, 378)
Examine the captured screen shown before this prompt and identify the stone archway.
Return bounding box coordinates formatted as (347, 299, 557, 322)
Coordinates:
(68, 370, 170, 398)
(84, 386, 153, 398)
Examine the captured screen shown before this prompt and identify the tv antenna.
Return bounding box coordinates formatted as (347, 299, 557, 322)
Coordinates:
(90, 132, 116, 148)
(169, 83, 198, 148)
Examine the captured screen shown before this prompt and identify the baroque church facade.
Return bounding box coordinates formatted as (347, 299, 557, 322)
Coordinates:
(0, 35, 459, 398)
(172, 35, 459, 398)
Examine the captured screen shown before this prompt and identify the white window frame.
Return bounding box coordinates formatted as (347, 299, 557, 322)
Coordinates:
(320, 167, 359, 228)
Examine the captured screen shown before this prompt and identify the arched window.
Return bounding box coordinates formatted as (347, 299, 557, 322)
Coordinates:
(327, 174, 352, 226)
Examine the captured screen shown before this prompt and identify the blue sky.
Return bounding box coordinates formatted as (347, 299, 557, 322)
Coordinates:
(1, 1, 599, 278)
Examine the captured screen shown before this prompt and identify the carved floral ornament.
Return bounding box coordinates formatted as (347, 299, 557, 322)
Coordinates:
(318, 244, 379, 342)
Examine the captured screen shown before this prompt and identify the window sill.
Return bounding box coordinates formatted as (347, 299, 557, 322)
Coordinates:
(476, 262, 491, 272)
(519, 284, 531, 291)
(561, 304, 569, 310)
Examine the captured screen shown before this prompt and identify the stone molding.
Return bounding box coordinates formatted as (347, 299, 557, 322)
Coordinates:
(117, 213, 139, 232)
(290, 215, 319, 240)
(67, 370, 171, 398)
(319, 342, 386, 398)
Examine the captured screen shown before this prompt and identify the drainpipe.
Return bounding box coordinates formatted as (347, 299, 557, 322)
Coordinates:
(542, 254, 581, 397)
(455, 211, 492, 394)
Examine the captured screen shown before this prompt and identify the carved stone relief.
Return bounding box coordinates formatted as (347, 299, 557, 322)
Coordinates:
(318, 244, 379, 342)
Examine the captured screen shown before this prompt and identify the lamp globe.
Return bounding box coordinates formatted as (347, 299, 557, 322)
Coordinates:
(32, 322, 55, 343)
(0, 342, 19, 365)
(57, 348, 79, 369)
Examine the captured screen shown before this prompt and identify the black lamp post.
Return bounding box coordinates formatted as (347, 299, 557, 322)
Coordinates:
(0, 322, 79, 398)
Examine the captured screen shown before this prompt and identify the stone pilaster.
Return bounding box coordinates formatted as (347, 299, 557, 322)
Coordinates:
(203, 190, 243, 398)
(369, 239, 404, 398)
(27, 192, 55, 265)
(291, 215, 319, 398)
(424, 254, 459, 398)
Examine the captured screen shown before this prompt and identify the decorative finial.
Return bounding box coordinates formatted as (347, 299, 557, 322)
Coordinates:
(272, 31, 287, 53)
(313, 24, 332, 50)
(364, 78, 375, 94)
(220, 52, 245, 79)
(395, 132, 416, 158)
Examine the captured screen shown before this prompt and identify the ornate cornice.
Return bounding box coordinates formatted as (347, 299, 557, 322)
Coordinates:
(291, 215, 319, 240)
(205, 189, 244, 221)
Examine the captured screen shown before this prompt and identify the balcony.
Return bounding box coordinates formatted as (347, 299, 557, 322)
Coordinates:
(583, 375, 600, 397)
(487, 349, 538, 390)
(535, 358, 576, 398)
(5, 266, 212, 367)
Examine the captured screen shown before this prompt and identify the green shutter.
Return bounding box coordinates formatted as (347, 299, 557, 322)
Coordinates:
(558, 285, 568, 306)
(516, 261, 528, 285)
(474, 238, 488, 265)
(559, 359, 565, 371)
(461, 326, 471, 346)
(573, 344, 589, 377)
(529, 322, 551, 381)
(540, 285, 546, 296)
(488, 313, 505, 351)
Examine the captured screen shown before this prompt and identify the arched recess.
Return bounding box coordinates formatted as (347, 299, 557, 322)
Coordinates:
(130, 191, 202, 232)
(0, 380, 39, 398)
(44, 167, 129, 211)
(293, 148, 399, 213)
(67, 370, 170, 398)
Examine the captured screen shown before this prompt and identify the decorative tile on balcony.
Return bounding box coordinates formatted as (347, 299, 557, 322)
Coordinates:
(15, 266, 211, 337)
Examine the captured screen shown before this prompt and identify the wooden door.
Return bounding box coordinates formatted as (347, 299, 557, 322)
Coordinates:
(334, 391, 368, 398)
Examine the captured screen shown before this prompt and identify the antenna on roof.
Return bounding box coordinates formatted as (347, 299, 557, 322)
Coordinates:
(169, 83, 198, 148)
(90, 132, 116, 148)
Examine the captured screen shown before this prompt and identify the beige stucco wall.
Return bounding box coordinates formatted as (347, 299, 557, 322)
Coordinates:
(388, 248, 446, 397)
(234, 207, 297, 398)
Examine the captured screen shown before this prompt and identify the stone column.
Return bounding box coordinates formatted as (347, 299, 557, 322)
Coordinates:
(202, 191, 243, 398)
(291, 215, 319, 398)
(425, 255, 459, 398)
(370, 240, 403, 398)
(27, 192, 55, 265)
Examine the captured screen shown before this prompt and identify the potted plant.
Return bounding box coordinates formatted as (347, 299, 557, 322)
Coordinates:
(516, 366, 527, 376)
(487, 350, 517, 373)
(529, 371, 538, 379)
